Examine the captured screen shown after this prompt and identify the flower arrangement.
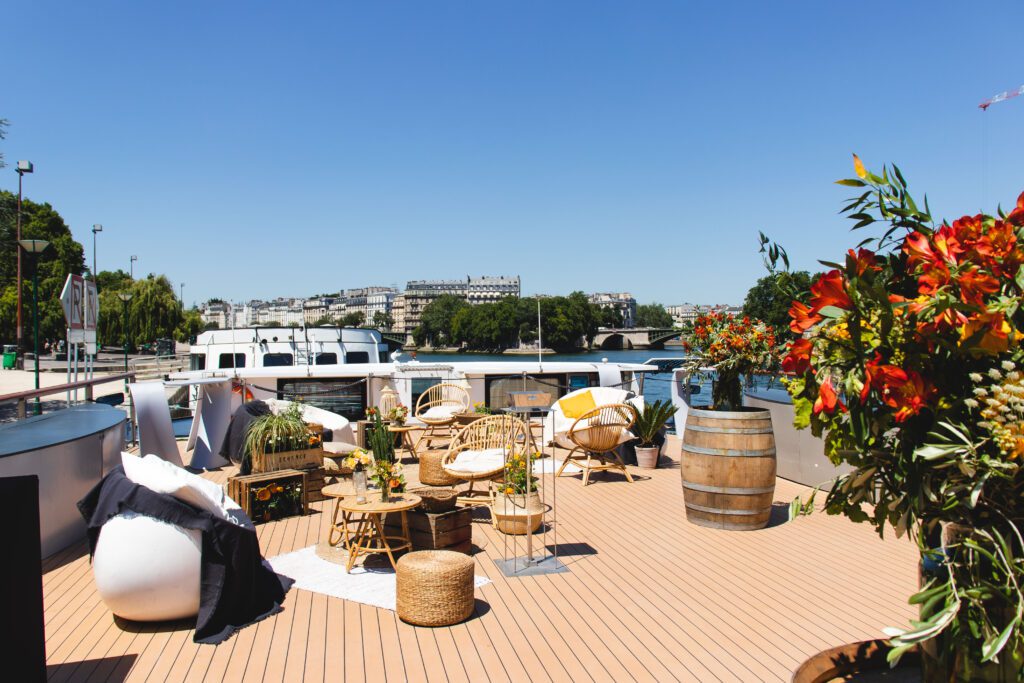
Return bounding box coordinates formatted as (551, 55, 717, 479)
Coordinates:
(250, 480, 303, 523)
(473, 401, 493, 415)
(500, 451, 538, 495)
(682, 311, 778, 409)
(765, 156, 1024, 676)
(387, 403, 409, 425)
(364, 407, 403, 499)
(343, 448, 373, 472)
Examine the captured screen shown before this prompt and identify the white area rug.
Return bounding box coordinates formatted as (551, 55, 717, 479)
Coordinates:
(268, 545, 491, 611)
(535, 459, 582, 475)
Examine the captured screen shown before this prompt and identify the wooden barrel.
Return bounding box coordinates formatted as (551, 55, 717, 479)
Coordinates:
(681, 407, 776, 531)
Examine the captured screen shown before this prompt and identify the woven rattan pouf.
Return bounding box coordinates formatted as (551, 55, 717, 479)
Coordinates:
(418, 449, 460, 486)
(396, 550, 475, 626)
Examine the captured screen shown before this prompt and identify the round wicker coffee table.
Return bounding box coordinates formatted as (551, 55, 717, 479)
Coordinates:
(335, 493, 422, 573)
(387, 424, 420, 460)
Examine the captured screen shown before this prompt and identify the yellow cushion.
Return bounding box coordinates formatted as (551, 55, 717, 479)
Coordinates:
(558, 391, 596, 419)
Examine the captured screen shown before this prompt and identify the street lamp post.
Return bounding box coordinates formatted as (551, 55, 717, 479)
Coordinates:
(15, 160, 34, 352)
(130, 255, 137, 279)
(19, 238, 49, 415)
(117, 292, 133, 374)
(180, 282, 185, 311)
(91, 224, 103, 285)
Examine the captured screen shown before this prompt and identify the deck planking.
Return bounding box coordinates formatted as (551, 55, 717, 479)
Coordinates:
(43, 436, 919, 682)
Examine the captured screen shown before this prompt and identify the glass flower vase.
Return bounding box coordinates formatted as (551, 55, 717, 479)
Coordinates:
(353, 469, 367, 503)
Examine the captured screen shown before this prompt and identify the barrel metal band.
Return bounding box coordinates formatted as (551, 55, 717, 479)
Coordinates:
(689, 408, 772, 421)
(685, 502, 771, 516)
(683, 481, 776, 495)
(685, 425, 771, 434)
(683, 445, 776, 457)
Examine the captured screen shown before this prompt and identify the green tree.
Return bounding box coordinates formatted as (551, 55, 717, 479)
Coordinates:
(419, 294, 470, 345)
(339, 311, 365, 327)
(0, 191, 86, 348)
(175, 307, 204, 342)
(636, 303, 673, 328)
(372, 310, 394, 330)
(742, 271, 814, 333)
(311, 315, 335, 327)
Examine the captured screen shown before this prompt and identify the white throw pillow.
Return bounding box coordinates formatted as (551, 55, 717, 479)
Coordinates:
(422, 406, 459, 420)
(121, 452, 252, 528)
(449, 448, 506, 473)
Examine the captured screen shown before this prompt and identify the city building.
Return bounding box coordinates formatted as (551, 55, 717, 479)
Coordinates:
(401, 275, 520, 335)
(666, 303, 741, 327)
(588, 292, 638, 328)
(303, 296, 337, 325)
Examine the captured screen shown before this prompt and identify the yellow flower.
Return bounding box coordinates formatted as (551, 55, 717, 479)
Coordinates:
(505, 486, 514, 495)
(256, 487, 271, 501)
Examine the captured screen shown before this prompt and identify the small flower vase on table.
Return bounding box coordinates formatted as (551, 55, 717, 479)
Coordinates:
(353, 469, 367, 503)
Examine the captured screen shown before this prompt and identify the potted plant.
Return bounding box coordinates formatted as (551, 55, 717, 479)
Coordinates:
(243, 401, 322, 474)
(456, 401, 492, 426)
(767, 156, 1024, 679)
(493, 450, 544, 535)
(632, 399, 675, 469)
(364, 407, 405, 500)
(679, 313, 780, 530)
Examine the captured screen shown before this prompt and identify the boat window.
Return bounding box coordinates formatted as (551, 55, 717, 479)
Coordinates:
(487, 374, 567, 409)
(411, 378, 442, 409)
(346, 351, 370, 364)
(276, 379, 366, 423)
(315, 353, 337, 365)
(262, 353, 293, 367)
(190, 353, 206, 371)
(568, 374, 597, 391)
(218, 353, 245, 369)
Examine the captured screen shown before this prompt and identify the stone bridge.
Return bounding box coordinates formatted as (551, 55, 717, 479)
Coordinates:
(591, 327, 681, 350)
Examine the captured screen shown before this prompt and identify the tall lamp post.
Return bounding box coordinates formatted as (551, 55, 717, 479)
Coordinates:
(91, 224, 103, 285)
(180, 282, 185, 311)
(15, 160, 34, 352)
(130, 255, 137, 279)
(19, 239, 49, 415)
(117, 292, 133, 374)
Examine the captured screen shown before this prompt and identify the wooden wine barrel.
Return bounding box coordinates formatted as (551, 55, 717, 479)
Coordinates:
(681, 407, 776, 531)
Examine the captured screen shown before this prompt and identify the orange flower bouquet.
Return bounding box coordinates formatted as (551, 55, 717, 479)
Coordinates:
(682, 311, 778, 409)
(765, 157, 1024, 676)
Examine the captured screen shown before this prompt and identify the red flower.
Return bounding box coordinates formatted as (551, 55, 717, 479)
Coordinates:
(904, 227, 962, 268)
(781, 338, 812, 375)
(881, 369, 933, 422)
(847, 248, 881, 276)
(860, 353, 882, 403)
(916, 262, 951, 297)
(1006, 191, 1024, 227)
(813, 377, 846, 415)
(956, 266, 1000, 305)
(809, 270, 853, 311)
(788, 300, 823, 334)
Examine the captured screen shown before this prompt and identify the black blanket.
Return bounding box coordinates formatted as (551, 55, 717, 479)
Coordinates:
(77, 467, 293, 644)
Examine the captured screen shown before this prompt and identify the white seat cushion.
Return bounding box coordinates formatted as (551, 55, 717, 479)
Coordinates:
(448, 447, 505, 474)
(121, 452, 252, 529)
(421, 406, 460, 420)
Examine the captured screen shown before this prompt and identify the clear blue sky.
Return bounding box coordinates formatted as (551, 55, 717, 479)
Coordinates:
(3, 2, 1022, 308)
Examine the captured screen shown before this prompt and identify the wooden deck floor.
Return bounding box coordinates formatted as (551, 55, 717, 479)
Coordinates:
(42, 437, 918, 682)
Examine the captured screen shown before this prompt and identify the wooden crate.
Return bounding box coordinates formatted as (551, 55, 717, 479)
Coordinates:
(227, 469, 308, 523)
(384, 507, 473, 553)
(252, 447, 323, 474)
(304, 467, 330, 503)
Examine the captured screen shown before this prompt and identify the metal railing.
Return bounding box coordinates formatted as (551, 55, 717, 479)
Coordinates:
(0, 372, 136, 420)
(128, 354, 190, 380)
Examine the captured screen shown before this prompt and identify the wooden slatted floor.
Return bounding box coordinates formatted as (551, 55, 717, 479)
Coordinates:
(42, 437, 918, 682)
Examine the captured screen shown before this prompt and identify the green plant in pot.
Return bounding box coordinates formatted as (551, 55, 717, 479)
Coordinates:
(767, 156, 1024, 679)
(632, 399, 675, 469)
(242, 402, 309, 474)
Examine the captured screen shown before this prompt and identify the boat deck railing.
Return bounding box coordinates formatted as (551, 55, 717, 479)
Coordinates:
(0, 372, 136, 420)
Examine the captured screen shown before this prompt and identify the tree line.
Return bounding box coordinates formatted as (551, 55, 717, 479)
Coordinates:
(0, 190, 200, 350)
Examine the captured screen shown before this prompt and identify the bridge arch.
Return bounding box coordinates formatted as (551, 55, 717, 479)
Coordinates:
(598, 333, 633, 350)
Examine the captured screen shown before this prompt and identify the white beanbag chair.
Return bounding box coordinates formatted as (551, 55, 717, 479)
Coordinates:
(92, 453, 250, 622)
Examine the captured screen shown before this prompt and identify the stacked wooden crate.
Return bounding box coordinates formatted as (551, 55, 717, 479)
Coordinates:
(384, 507, 473, 554)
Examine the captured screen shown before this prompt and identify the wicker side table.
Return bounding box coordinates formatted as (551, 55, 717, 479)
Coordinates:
(417, 449, 460, 486)
(396, 550, 476, 626)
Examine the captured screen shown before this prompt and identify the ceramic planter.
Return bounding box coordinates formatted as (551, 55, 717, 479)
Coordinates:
(635, 445, 660, 469)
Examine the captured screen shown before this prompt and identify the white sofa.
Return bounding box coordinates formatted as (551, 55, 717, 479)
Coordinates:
(92, 453, 250, 622)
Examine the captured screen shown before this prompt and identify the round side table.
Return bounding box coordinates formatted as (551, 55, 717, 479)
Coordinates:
(335, 493, 423, 572)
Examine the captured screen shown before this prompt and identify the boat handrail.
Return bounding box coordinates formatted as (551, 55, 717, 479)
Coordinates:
(0, 372, 136, 419)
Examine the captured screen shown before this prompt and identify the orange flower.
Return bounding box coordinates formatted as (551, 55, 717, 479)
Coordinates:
(956, 266, 999, 305)
(875, 368, 933, 422)
(1006, 191, 1024, 227)
(256, 487, 271, 501)
(781, 338, 812, 375)
(846, 247, 881, 276)
(809, 270, 853, 311)
(960, 312, 1014, 354)
(789, 301, 823, 334)
(813, 378, 846, 415)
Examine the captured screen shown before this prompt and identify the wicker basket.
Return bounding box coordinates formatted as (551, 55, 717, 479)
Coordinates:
(418, 449, 460, 486)
(416, 488, 458, 514)
(396, 550, 475, 626)
(251, 447, 323, 474)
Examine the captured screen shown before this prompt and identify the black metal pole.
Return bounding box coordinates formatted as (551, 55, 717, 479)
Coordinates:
(16, 172, 23, 352)
(32, 255, 40, 415)
(122, 298, 129, 373)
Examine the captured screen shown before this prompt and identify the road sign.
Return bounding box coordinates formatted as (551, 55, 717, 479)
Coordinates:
(84, 280, 98, 331)
(60, 274, 85, 329)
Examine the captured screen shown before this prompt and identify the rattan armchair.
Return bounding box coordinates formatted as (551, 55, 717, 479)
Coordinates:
(414, 382, 470, 449)
(443, 414, 534, 506)
(556, 403, 638, 486)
